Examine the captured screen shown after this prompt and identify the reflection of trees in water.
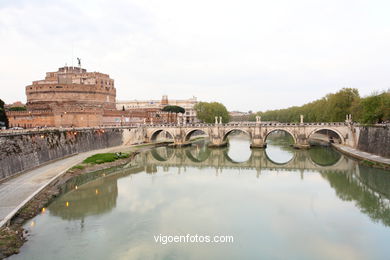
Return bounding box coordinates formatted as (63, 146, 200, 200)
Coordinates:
(357, 166, 390, 198)
(322, 167, 390, 227)
(48, 142, 390, 230)
(151, 147, 174, 161)
(308, 146, 341, 166)
(49, 166, 144, 220)
(148, 141, 345, 168)
(185, 146, 211, 163)
(147, 143, 390, 226)
(49, 176, 118, 220)
(149, 137, 345, 169)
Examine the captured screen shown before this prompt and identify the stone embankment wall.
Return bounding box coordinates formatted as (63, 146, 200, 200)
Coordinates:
(0, 128, 125, 181)
(122, 128, 146, 146)
(357, 126, 390, 158)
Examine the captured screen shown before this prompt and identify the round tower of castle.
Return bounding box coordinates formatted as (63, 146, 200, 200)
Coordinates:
(25, 66, 116, 111)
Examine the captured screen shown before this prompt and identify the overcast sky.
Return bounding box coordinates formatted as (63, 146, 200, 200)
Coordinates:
(1, 0, 389, 111)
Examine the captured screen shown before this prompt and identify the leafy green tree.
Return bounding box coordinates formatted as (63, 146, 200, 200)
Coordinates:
(250, 88, 361, 123)
(0, 99, 9, 127)
(358, 91, 390, 123)
(162, 105, 185, 114)
(324, 88, 360, 122)
(7, 106, 27, 111)
(194, 102, 230, 123)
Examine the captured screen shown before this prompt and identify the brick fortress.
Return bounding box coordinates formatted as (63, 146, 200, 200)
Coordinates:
(7, 66, 175, 128)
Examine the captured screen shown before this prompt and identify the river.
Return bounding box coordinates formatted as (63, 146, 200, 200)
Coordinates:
(9, 133, 390, 260)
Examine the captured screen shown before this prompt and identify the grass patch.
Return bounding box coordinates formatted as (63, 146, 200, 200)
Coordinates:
(71, 164, 85, 170)
(360, 160, 390, 170)
(83, 152, 130, 164)
(361, 160, 375, 166)
(133, 143, 156, 148)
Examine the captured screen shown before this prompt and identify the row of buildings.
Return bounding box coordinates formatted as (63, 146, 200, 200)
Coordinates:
(6, 66, 199, 128)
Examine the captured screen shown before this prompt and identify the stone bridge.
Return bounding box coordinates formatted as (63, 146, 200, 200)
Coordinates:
(143, 121, 357, 149)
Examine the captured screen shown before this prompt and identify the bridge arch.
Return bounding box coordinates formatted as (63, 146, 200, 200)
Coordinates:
(264, 128, 297, 144)
(185, 128, 209, 141)
(223, 128, 251, 141)
(150, 129, 174, 142)
(308, 128, 344, 144)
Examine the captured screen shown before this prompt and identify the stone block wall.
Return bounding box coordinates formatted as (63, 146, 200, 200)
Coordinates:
(357, 126, 390, 158)
(0, 128, 123, 181)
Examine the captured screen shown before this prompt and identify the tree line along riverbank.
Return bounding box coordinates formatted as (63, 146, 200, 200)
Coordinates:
(249, 88, 390, 124)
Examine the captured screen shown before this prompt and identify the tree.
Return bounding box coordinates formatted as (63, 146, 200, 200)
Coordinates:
(357, 91, 390, 123)
(250, 88, 361, 123)
(7, 106, 27, 111)
(194, 102, 230, 123)
(0, 99, 9, 128)
(162, 105, 185, 123)
(324, 88, 360, 122)
(162, 105, 185, 114)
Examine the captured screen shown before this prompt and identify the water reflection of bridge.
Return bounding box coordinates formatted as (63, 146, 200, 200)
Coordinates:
(142, 145, 390, 226)
(143, 146, 356, 173)
(48, 145, 390, 227)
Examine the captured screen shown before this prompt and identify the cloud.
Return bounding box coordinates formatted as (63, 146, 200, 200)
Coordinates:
(1, 0, 390, 111)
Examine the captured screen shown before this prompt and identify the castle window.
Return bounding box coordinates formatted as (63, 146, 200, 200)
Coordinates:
(56, 86, 63, 88)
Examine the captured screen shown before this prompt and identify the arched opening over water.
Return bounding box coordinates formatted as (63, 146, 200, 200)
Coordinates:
(308, 146, 342, 167)
(150, 129, 174, 142)
(264, 130, 295, 164)
(224, 130, 251, 163)
(185, 129, 209, 142)
(185, 145, 211, 163)
(308, 128, 343, 145)
(150, 147, 175, 162)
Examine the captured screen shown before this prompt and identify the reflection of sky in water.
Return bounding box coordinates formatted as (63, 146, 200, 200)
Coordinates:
(226, 135, 251, 162)
(265, 133, 294, 164)
(10, 143, 390, 260)
(265, 145, 294, 164)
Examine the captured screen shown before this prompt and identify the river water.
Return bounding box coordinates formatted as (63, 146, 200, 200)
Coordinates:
(9, 134, 390, 260)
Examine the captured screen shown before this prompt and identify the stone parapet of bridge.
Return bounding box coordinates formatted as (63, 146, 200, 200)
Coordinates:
(143, 122, 358, 149)
(0, 122, 358, 149)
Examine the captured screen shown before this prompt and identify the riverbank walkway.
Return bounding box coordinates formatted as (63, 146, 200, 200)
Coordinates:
(0, 145, 134, 228)
(332, 144, 390, 165)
